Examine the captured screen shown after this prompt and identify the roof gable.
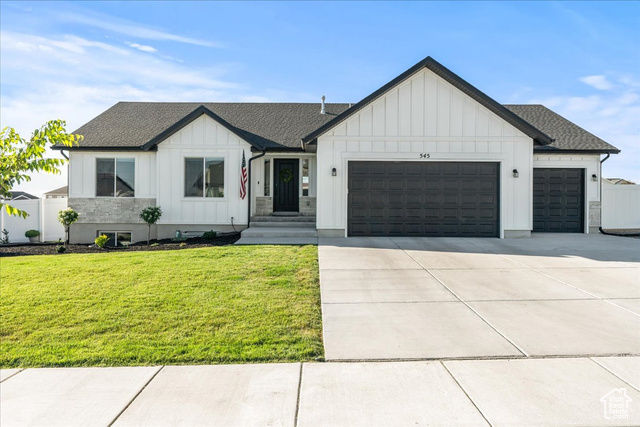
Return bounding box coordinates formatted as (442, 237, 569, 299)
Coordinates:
(141, 105, 257, 151)
(302, 56, 553, 146)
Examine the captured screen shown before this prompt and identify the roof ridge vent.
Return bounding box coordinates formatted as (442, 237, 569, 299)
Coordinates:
(320, 95, 326, 114)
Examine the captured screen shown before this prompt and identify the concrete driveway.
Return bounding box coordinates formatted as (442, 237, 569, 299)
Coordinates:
(319, 233, 640, 361)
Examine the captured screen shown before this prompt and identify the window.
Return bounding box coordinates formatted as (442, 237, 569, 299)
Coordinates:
(97, 231, 132, 247)
(185, 158, 225, 198)
(302, 158, 309, 196)
(264, 160, 271, 196)
(96, 158, 135, 197)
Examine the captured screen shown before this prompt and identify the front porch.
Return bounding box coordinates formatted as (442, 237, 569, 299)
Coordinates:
(236, 214, 317, 245)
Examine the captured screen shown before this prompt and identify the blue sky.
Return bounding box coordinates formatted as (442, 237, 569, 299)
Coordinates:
(2, 1, 639, 195)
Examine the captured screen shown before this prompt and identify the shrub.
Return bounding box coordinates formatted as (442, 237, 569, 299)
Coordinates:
(56, 245, 66, 253)
(140, 206, 162, 245)
(150, 242, 160, 247)
(58, 208, 79, 246)
(25, 229, 40, 238)
(94, 234, 109, 249)
(179, 242, 187, 247)
(202, 230, 217, 240)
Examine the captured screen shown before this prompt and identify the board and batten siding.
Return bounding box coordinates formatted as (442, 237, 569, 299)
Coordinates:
(156, 114, 252, 225)
(68, 151, 157, 198)
(316, 67, 535, 238)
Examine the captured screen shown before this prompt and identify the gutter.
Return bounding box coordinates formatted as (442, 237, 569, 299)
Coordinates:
(596, 154, 638, 236)
(246, 149, 266, 228)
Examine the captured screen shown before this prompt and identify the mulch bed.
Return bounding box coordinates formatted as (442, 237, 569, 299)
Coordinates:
(0, 233, 241, 257)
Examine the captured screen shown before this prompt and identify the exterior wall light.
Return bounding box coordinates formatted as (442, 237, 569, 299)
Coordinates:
(332, 167, 337, 177)
(592, 173, 598, 182)
(512, 169, 519, 178)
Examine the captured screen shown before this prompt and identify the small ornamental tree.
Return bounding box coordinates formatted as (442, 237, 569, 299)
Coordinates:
(58, 208, 79, 246)
(1, 120, 81, 218)
(140, 206, 162, 245)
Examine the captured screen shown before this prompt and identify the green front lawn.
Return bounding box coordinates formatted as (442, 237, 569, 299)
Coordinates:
(0, 245, 322, 367)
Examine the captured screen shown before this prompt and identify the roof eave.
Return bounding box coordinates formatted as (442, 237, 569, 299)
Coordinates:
(534, 148, 621, 155)
(303, 56, 553, 145)
(141, 105, 262, 151)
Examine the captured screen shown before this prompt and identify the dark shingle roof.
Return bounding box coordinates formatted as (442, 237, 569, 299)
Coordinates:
(44, 186, 68, 196)
(504, 105, 619, 153)
(66, 102, 350, 151)
(7, 191, 38, 200)
(303, 56, 554, 146)
(61, 101, 618, 154)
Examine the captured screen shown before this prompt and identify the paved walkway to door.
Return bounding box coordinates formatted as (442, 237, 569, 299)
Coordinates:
(318, 233, 640, 361)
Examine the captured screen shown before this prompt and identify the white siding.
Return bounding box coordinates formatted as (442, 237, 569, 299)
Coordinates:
(68, 151, 156, 198)
(156, 115, 252, 225)
(316, 67, 534, 237)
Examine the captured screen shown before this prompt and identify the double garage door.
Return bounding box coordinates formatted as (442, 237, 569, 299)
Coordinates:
(347, 163, 585, 237)
(348, 162, 500, 237)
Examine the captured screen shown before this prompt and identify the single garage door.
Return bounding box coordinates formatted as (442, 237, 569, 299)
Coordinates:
(348, 161, 499, 237)
(533, 168, 584, 233)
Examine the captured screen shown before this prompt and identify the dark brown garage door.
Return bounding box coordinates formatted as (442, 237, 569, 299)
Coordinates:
(348, 162, 499, 237)
(533, 168, 584, 233)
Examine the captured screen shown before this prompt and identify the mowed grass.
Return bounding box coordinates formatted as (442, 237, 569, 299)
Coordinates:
(0, 245, 322, 367)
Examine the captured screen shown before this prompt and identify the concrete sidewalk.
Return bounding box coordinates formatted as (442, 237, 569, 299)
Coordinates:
(2, 357, 640, 426)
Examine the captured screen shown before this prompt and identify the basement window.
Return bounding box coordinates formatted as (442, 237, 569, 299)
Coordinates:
(97, 231, 132, 247)
(96, 158, 135, 197)
(185, 158, 225, 198)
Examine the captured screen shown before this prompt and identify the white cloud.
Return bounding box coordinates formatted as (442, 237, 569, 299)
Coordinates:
(0, 29, 309, 196)
(529, 78, 640, 183)
(580, 75, 613, 90)
(60, 12, 223, 48)
(126, 42, 157, 53)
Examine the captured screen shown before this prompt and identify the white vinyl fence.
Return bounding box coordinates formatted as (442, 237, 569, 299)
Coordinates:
(602, 183, 640, 229)
(0, 198, 67, 243)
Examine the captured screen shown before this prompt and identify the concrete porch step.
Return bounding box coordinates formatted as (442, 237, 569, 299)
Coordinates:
(251, 216, 316, 223)
(250, 221, 315, 228)
(240, 227, 318, 239)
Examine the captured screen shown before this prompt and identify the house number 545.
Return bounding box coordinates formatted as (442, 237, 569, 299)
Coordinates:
(419, 153, 431, 159)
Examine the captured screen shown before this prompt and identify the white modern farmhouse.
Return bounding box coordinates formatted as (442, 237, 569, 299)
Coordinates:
(56, 56, 619, 244)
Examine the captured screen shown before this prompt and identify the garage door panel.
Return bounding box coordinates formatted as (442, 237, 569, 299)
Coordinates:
(533, 168, 584, 233)
(348, 161, 499, 237)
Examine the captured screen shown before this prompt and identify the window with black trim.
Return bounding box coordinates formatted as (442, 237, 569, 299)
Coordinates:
(96, 158, 135, 197)
(97, 231, 132, 247)
(302, 158, 309, 196)
(184, 158, 225, 197)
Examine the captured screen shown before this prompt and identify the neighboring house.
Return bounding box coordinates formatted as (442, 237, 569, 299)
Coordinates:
(605, 178, 636, 185)
(54, 56, 619, 244)
(43, 186, 68, 199)
(7, 191, 39, 201)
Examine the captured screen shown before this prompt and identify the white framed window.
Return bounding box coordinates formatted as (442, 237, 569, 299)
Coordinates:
(302, 158, 309, 196)
(97, 231, 132, 247)
(96, 158, 135, 197)
(185, 158, 225, 198)
(264, 160, 271, 196)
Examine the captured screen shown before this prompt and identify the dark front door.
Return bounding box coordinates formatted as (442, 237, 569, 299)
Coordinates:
(348, 161, 500, 237)
(533, 168, 585, 233)
(273, 159, 299, 212)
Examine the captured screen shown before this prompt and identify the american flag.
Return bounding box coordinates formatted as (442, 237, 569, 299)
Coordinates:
(240, 151, 247, 199)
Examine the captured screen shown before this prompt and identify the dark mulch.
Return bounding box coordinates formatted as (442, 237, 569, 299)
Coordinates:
(0, 233, 241, 257)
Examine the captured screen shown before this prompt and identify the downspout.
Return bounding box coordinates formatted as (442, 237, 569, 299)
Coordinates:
(597, 154, 636, 236)
(247, 149, 266, 229)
